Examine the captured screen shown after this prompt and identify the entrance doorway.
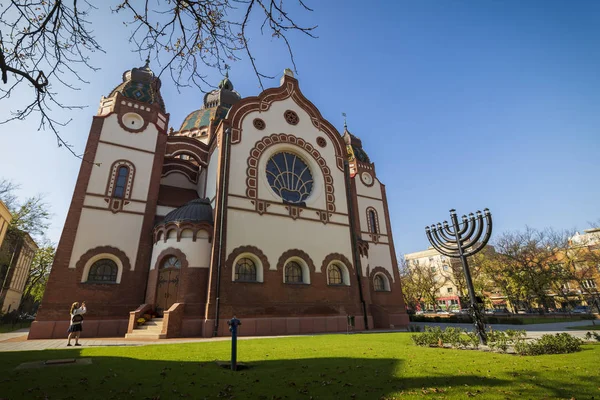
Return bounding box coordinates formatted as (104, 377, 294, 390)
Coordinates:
(155, 255, 181, 316)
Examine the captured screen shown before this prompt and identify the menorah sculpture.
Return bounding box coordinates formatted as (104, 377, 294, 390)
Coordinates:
(425, 208, 492, 345)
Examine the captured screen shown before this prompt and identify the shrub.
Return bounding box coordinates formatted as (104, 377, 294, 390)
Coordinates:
(136, 317, 146, 325)
(411, 326, 444, 347)
(486, 316, 499, 324)
(442, 327, 465, 348)
(515, 333, 582, 356)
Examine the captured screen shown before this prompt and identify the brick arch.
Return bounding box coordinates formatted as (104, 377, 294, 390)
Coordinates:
(154, 247, 189, 270)
(162, 158, 199, 183)
(321, 253, 354, 272)
(369, 266, 393, 292)
(76, 246, 131, 272)
(165, 136, 208, 167)
(224, 245, 270, 273)
(226, 74, 346, 172)
(246, 133, 336, 213)
(75, 246, 131, 284)
(277, 249, 316, 284)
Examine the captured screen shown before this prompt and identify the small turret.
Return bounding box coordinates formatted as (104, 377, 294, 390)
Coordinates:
(108, 58, 166, 113)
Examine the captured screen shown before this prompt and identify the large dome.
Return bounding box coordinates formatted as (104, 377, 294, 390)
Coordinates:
(178, 73, 241, 132)
(108, 60, 166, 113)
(162, 198, 213, 225)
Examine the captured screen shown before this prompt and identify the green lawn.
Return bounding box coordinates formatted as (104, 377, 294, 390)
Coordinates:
(567, 324, 600, 330)
(1, 333, 599, 399)
(0, 321, 32, 333)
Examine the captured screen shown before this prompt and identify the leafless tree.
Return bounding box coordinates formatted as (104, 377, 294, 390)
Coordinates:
(0, 179, 19, 210)
(0, 0, 316, 159)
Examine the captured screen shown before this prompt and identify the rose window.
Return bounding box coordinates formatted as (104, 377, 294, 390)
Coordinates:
(266, 152, 313, 204)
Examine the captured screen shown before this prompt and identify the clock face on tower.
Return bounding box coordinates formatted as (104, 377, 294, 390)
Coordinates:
(122, 112, 144, 131)
(361, 172, 373, 186)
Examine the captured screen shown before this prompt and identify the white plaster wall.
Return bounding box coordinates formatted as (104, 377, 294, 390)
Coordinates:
(205, 149, 219, 202)
(156, 205, 176, 216)
(356, 175, 384, 199)
(87, 142, 155, 201)
(100, 113, 158, 153)
(160, 172, 197, 190)
(83, 195, 146, 213)
(150, 233, 212, 269)
(227, 97, 348, 214)
(357, 195, 388, 235)
(225, 209, 352, 273)
(69, 208, 144, 269)
(367, 243, 395, 282)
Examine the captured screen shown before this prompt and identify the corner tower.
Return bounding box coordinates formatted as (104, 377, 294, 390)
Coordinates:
(30, 61, 170, 339)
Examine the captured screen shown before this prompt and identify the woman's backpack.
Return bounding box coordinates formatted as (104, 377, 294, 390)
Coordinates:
(72, 314, 84, 323)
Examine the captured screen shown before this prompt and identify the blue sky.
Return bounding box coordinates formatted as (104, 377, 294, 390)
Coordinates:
(0, 1, 598, 255)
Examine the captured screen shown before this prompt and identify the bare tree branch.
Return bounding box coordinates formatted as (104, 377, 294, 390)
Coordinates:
(0, 1, 316, 159)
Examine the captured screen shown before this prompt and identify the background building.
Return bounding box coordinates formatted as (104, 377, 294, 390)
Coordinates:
(0, 231, 38, 313)
(0, 200, 10, 249)
(404, 248, 461, 311)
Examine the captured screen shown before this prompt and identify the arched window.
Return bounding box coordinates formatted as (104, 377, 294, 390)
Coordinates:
(113, 166, 129, 198)
(106, 160, 135, 213)
(161, 256, 181, 269)
(374, 274, 390, 292)
(87, 259, 118, 283)
(328, 264, 343, 285)
(368, 209, 378, 234)
(285, 261, 303, 283)
(235, 258, 257, 282)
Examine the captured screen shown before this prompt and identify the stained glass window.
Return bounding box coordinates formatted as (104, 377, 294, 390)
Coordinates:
(285, 261, 303, 283)
(266, 152, 313, 204)
(161, 256, 181, 269)
(88, 259, 118, 283)
(113, 166, 129, 198)
(328, 265, 343, 285)
(374, 275, 386, 291)
(235, 258, 257, 281)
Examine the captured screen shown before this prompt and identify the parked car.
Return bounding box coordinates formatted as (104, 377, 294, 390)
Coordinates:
(436, 310, 450, 315)
(572, 306, 591, 314)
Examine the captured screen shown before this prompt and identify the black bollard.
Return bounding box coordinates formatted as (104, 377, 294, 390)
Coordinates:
(227, 316, 242, 371)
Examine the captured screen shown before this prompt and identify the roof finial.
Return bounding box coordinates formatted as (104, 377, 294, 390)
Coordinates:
(342, 112, 347, 130)
(144, 52, 150, 68)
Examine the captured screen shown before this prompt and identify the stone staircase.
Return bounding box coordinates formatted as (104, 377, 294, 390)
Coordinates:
(125, 318, 166, 340)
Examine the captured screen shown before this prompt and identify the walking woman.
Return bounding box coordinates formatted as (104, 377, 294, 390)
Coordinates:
(67, 301, 86, 346)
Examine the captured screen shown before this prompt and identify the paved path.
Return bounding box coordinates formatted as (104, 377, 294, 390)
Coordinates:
(1, 321, 596, 352)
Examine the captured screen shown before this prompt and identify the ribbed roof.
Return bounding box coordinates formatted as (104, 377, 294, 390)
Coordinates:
(162, 198, 213, 225)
